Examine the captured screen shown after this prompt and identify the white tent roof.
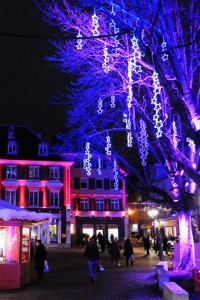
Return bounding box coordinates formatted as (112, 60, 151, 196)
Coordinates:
(0, 200, 52, 223)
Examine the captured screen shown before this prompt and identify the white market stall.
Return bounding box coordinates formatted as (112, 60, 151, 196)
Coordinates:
(0, 200, 52, 289)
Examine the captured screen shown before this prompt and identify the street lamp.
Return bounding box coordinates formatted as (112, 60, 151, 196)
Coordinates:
(148, 208, 158, 219)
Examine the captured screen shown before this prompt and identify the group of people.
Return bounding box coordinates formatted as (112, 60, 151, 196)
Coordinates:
(84, 235, 134, 284)
(143, 234, 171, 257)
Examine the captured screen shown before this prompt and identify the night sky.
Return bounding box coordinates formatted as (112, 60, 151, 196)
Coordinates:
(0, 0, 68, 143)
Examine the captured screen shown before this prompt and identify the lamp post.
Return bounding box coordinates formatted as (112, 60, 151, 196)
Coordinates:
(148, 208, 163, 260)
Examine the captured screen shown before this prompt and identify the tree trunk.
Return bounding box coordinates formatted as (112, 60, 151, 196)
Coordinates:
(177, 209, 195, 271)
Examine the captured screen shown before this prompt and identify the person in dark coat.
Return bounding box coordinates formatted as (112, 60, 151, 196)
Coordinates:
(144, 235, 150, 256)
(110, 238, 120, 267)
(34, 239, 47, 279)
(123, 238, 134, 266)
(84, 237, 100, 283)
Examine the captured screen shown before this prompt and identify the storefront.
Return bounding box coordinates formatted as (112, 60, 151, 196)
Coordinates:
(0, 200, 52, 290)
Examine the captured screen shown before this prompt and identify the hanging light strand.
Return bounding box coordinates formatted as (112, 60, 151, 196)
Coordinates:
(138, 119, 149, 165)
(151, 71, 163, 138)
(85, 142, 92, 175)
(113, 159, 119, 190)
(92, 10, 100, 36)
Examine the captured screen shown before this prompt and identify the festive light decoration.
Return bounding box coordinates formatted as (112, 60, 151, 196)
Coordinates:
(97, 157, 102, 175)
(113, 159, 119, 190)
(110, 95, 116, 108)
(92, 11, 100, 36)
(76, 29, 83, 50)
(151, 71, 163, 138)
(105, 134, 112, 155)
(97, 97, 103, 114)
(130, 33, 142, 75)
(109, 19, 120, 52)
(85, 142, 92, 175)
(126, 119, 133, 147)
(186, 137, 196, 153)
(161, 40, 168, 61)
(172, 120, 178, 148)
(138, 119, 149, 165)
(127, 58, 133, 109)
(102, 43, 110, 73)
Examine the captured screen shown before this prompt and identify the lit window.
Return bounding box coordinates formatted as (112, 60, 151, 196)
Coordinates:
(29, 191, 39, 207)
(49, 192, 60, 207)
(95, 199, 105, 211)
(50, 167, 60, 180)
(110, 199, 120, 211)
(80, 198, 89, 211)
(6, 190, 16, 205)
(29, 166, 40, 179)
(6, 165, 17, 179)
(80, 178, 88, 189)
(38, 143, 48, 156)
(7, 141, 17, 154)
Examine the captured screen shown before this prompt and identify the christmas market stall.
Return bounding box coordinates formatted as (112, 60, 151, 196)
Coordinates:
(0, 200, 52, 290)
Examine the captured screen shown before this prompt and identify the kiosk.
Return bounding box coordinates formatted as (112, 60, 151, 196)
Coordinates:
(0, 200, 52, 290)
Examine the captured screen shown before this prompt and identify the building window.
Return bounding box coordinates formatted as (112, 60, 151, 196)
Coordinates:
(95, 199, 105, 211)
(7, 141, 17, 155)
(96, 179, 103, 189)
(50, 167, 60, 180)
(29, 166, 40, 179)
(6, 165, 17, 179)
(110, 199, 120, 211)
(80, 198, 89, 211)
(29, 191, 39, 207)
(6, 190, 16, 205)
(49, 192, 60, 207)
(80, 178, 88, 189)
(38, 143, 48, 156)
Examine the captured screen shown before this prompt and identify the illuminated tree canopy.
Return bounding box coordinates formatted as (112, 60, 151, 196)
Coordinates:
(36, 0, 200, 270)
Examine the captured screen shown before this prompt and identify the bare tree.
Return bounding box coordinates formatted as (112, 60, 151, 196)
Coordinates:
(36, 0, 200, 271)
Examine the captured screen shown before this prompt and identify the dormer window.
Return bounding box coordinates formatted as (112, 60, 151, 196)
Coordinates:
(7, 141, 17, 155)
(7, 125, 15, 140)
(38, 143, 48, 156)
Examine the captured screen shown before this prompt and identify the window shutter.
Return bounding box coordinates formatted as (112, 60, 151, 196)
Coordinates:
(60, 167, 64, 181)
(74, 178, 80, 189)
(119, 199, 123, 210)
(16, 188, 20, 206)
(88, 178, 95, 189)
(60, 190, 64, 207)
(40, 166, 44, 180)
(2, 165, 6, 179)
(39, 191, 43, 207)
(105, 198, 110, 211)
(104, 178, 110, 190)
(89, 198, 94, 211)
(74, 198, 80, 210)
(119, 179, 123, 190)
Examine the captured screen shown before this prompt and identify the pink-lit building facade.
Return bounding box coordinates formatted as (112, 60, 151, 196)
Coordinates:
(62, 154, 128, 244)
(0, 125, 73, 247)
(0, 125, 128, 247)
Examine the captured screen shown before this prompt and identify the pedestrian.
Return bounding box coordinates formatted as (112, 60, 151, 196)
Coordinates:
(144, 234, 150, 256)
(84, 237, 100, 284)
(110, 237, 120, 267)
(34, 239, 47, 279)
(123, 237, 134, 266)
(163, 236, 170, 255)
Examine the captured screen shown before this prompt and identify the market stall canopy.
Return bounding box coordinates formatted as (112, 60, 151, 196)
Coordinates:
(0, 199, 52, 223)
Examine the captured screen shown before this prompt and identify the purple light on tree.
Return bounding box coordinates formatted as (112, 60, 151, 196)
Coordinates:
(36, 0, 200, 271)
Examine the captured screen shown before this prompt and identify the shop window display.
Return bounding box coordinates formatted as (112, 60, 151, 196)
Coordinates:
(0, 226, 20, 263)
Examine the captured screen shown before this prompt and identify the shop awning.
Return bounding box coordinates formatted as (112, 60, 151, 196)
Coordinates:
(0, 199, 52, 223)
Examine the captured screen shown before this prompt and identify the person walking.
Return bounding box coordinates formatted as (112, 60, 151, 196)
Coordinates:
(84, 237, 100, 283)
(144, 234, 150, 256)
(34, 239, 47, 279)
(123, 237, 134, 267)
(110, 237, 121, 267)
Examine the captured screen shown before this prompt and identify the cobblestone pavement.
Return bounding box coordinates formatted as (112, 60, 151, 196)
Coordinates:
(0, 246, 198, 300)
